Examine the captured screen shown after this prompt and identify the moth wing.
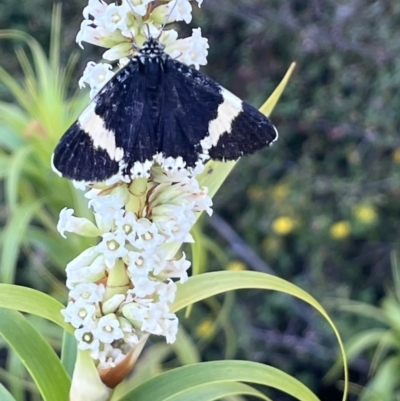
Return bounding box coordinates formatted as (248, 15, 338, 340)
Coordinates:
(156, 59, 223, 167)
(208, 99, 278, 161)
(52, 60, 155, 182)
(160, 60, 277, 164)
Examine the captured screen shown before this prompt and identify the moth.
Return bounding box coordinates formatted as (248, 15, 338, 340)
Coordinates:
(52, 37, 278, 183)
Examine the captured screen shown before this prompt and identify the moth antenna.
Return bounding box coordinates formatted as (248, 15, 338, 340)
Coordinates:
(158, 0, 180, 39)
(124, 0, 147, 45)
(145, 23, 151, 39)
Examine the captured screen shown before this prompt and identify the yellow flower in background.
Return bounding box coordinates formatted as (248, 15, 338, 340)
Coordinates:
(354, 205, 377, 224)
(227, 260, 247, 271)
(393, 148, 400, 164)
(262, 236, 282, 255)
(330, 221, 351, 239)
(272, 216, 296, 235)
(195, 319, 214, 338)
(272, 183, 289, 201)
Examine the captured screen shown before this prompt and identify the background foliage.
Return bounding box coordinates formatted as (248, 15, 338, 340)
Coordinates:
(0, 1, 399, 400)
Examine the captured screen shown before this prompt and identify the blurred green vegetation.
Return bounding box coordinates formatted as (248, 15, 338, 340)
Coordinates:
(1, 1, 399, 400)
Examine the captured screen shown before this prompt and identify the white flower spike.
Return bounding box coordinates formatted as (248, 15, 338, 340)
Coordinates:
(58, 0, 215, 390)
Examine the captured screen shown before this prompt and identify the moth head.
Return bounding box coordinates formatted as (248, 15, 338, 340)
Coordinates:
(139, 38, 166, 58)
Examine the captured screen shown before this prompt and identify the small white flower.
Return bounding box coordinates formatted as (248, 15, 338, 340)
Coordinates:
(163, 253, 191, 282)
(139, 302, 164, 335)
(62, 300, 96, 328)
(66, 253, 107, 289)
(130, 160, 153, 179)
(66, 247, 100, 271)
(167, 28, 209, 69)
(129, 248, 168, 276)
(134, 218, 165, 251)
(96, 231, 129, 268)
(97, 3, 130, 33)
(87, 186, 130, 222)
(78, 61, 114, 98)
(167, 0, 193, 24)
(115, 210, 138, 244)
(155, 214, 194, 243)
(129, 275, 159, 297)
(126, 251, 151, 276)
(97, 344, 126, 369)
(157, 280, 177, 304)
(75, 322, 101, 359)
(57, 208, 101, 238)
(69, 283, 105, 303)
(72, 180, 87, 191)
(83, 0, 107, 19)
(76, 20, 125, 49)
(94, 314, 124, 343)
(159, 314, 179, 343)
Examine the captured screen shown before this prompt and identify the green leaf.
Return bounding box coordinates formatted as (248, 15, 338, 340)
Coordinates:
(0, 154, 11, 179)
(0, 200, 42, 284)
(61, 332, 78, 378)
(0, 383, 16, 401)
(164, 382, 272, 401)
(360, 356, 400, 401)
(0, 309, 70, 401)
(111, 343, 169, 401)
(6, 146, 33, 211)
(0, 284, 71, 332)
(325, 328, 388, 382)
(172, 271, 348, 400)
(117, 360, 319, 401)
(171, 325, 200, 365)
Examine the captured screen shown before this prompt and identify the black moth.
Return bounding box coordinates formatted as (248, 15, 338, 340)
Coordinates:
(52, 37, 278, 183)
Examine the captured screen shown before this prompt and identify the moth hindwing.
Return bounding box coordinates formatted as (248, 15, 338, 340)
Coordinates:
(52, 37, 278, 184)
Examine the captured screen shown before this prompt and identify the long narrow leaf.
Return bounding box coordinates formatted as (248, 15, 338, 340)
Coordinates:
(117, 360, 320, 401)
(0, 284, 70, 331)
(0, 200, 42, 284)
(172, 270, 348, 400)
(0, 383, 16, 401)
(61, 332, 78, 378)
(0, 309, 70, 401)
(6, 146, 33, 211)
(165, 382, 272, 401)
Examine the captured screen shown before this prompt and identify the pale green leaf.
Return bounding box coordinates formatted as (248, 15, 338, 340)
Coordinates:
(360, 356, 400, 401)
(61, 332, 78, 378)
(339, 301, 389, 325)
(0, 200, 42, 284)
(0, 155, 11, 179)
(172, 270, 347, 400)
(6, 146, 33, 211)
(0, 383, 16, 401)
(0, 309, 70, 401)
(112, 344, 169, 401)
(325, 328, 388, 381)
(0, 284, 71, 332)
(171, 325, 201, 365)
(165, 382, 272, 401)
(117, 360, 320, 401)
